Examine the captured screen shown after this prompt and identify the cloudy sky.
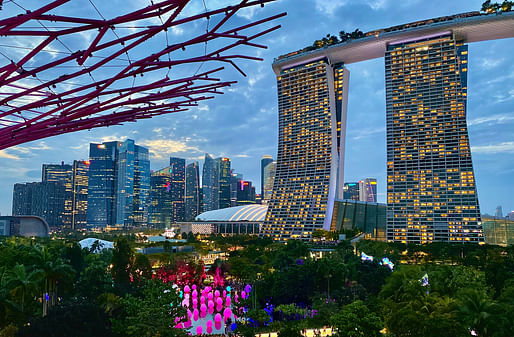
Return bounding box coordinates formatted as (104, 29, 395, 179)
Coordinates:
(0, 0, 513, 217)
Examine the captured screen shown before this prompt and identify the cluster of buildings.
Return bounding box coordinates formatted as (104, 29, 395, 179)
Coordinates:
(11, 139, 278, 230)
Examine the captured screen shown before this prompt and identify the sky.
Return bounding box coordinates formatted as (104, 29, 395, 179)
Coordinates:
(0, 0, 513, 217)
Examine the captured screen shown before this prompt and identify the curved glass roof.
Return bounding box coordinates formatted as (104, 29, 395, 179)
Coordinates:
(195, 204, 268, 222)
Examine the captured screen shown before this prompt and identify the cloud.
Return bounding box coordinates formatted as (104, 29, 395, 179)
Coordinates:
(471, 142, 514, 154)
(480, 58, 504, 69)
(351, 126, 386, 140)
(314, 0, 347, 15)
(468, 113, 514, 126)
(0, 150, 20, 160)
(9, 142, 52, 155)
(138, 139, 202, 159)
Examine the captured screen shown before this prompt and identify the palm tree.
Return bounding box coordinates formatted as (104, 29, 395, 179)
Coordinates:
(0, 268, 17, 321)
(6, 264, 42, 313)
(32, 246, 75, 316)
(457, 290, 505, 337)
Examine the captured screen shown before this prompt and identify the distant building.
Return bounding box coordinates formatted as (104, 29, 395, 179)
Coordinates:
(495, 206, 503, 218)
(482, 215, 514, 246)
(343, 182, 359, 201)
(508, 211, 514, 221)
(217, 157, 231, 209)
(261, 155, 274, 197)
(236, 180, 256, 205)
(42, 162, 73, 228)
(71, 160, 89, 229)
(202, 153, 219, 212)
(0, 216, 49, 237)
(359, 178, 377, 203)
(149, 170, 173, 228)
(229, 172, 243, 207)
(262, 161, 276, 202)
(168, 157, 186, 222)
(12, 182, 65, 228)
(185, 162, 200, 221)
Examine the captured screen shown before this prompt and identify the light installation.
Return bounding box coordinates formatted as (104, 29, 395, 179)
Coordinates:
(0, 0, 285, 150)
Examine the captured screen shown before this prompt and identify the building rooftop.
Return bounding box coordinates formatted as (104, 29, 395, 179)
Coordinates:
(195, 204, 268, 222)
(272, 11, 514, 75)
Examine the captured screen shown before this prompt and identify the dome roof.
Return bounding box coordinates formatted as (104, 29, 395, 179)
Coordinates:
(79, 238, 114, 252)
(195, 204, 268, 222)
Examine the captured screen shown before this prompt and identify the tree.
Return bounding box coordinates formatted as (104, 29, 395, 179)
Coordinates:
(111, 237, 133, 294)
(76, 256, 112, 300)
(330, 300, 382, 337)
(457, 289, 505, 337)
(6, 264, 41, 314)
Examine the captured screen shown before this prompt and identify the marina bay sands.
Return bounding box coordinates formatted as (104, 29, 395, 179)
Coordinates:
(262, 11, 514, 243)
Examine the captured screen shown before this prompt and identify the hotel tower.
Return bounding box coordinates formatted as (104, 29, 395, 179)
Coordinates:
(260, 59, 350, 241)
(385, 33, 482, 243)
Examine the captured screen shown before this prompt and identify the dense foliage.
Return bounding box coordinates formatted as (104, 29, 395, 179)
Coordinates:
(0, 234, 513, 337)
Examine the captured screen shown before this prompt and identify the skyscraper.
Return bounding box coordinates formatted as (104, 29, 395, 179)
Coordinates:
(230, 172, 243, 207)
(261, 155, 274, 198)
(217, 157, 231, 209)
(71, 160, 89, 229)
(237, 180, 256, 206)
(169, 157, 186, 223)
(343, 182, 360, 201)
(359, 178, 377, 203)
(149, 170, 173, 228)
(385, 34, 482, 243)
(133, 146, 150, 226)
(87, 141, 120, 228)
(202, 153, 219, 212)
(262, 60, 350, 241)
(185, 162, 200, 221)
(495, 206, 503, 218)
(262, 161, 276, 202)
(12, 182, 65, 227)
(42, 162, 73, 228)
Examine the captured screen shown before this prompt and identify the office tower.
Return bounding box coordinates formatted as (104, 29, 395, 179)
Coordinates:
(202, 153, 219, 212)
(71, 160, 89, 229)
(115, 140, 150, 226)
(133, 146, 150, 225)
(169, 157, 186, 222)
(230, 172, 243, 207)
(236, 180, 256, 206)
(12, 182, 65, 227)
(385, 34, 482, 243)
(217, 157, 231, 209)
(42, 162, 73, 228)
(185, 162, 200, 221)
(343, 182, 360, 201)
(495, 206, 503, 218)
(149, 170, 173, 228)
(263, 161, 276, 201)
(262, 59, 350, 241)
(87, 141, 120, 228)
(261, 155, 274, 197)
(359, 178, 377, 203)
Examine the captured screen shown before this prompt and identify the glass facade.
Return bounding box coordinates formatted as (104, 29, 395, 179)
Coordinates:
(261, 59, 349, 241)
(385, 34, 483, 244)
(185, 162, 200, 221)
(42, 163, 73, 228)
(359, 178, 377, 202)
(330, 200, 387, 241)
(71, 160, 89, 229)
(482, 217, 514, 246)
(343, 182, 359, 201)
(217, 157, 231, 209)
(169, 157, 186, 223)
(149, 171, 173, 228)
(263, 161, 276, 201)
(261, 155, 274, 197)
(202, 153, 219, 212)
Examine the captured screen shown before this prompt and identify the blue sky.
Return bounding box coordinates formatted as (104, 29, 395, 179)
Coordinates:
(0, 0, 513, 217)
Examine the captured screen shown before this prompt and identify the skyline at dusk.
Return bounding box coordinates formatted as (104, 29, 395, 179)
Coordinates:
(1, 0, 513, 217)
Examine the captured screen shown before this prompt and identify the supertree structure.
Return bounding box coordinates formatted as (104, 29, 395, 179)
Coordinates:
(0, 0, 285, 150)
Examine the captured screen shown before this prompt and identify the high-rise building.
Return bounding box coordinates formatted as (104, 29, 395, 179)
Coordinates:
(217, 157, 231, 209)
(230, 172, 243, 207)
(12, 182, 65, 227)
(261, 155, 274, 197)
(359, 178, 377, 203)
(149, 170, 173, 228)
(169, 157, 186, 223)
(202, 153, 219, 212)
(343, 182, 360, 201)
(87, 141, 120, 228)
(42, 162, 73, 228)
(71, 160, 89, 229)
(133, 146, 150, 226)
(385, 34, 482, 243)
(262, 59, 350, 241)
(185, 162, 200, 221)
(495, 206, 503, 218)
(262, 161, 276, 202)
(236, 180, 256, 206)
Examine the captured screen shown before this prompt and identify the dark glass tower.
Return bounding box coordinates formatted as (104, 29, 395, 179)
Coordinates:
(87, 141, 119, 228)
(169, 157, 186, 223)
(261, 155, 273, 197)
(185, 162, 200, 221)
(262, 59, 350, 241)
(202, 153, 219, 212)
(343, 182, 360, 201)
(42, 162, 73, 228)
(385, 33, 482, 243)
(217, 157, 231, 209)
(12, 182, 65, 227)
(149, 170, 172, 228)
(71, 160, 89, 229)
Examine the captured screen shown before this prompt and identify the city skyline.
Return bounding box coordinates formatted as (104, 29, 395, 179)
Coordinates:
(0, 0, 513, 217)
